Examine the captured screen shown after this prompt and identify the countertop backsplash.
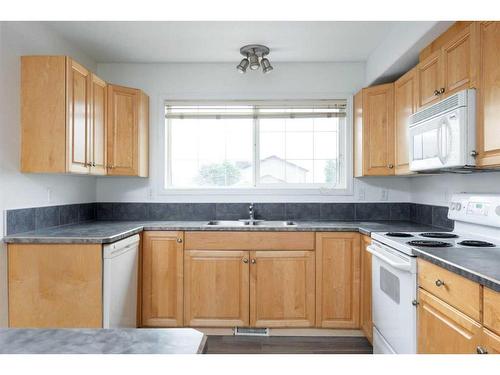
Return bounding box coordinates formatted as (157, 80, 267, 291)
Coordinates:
(4, 201, 453, 236)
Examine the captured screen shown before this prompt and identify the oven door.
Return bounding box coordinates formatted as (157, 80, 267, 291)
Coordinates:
(368, 241, 417, 354)
(409, 108, 464, 171)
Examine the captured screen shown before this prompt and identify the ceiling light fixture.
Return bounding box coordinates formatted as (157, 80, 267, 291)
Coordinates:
(236, 44, 273, 74)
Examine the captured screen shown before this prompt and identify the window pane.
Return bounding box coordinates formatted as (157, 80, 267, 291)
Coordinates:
(258, 116, 340, 186)
(166, 103, 346, 189)
(169, 117, 253, 187)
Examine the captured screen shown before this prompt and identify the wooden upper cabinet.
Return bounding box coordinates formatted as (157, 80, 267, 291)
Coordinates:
(316, 233, 361, 328)
(21, 56, 66, 173)
(141, 231, 184, 327)
(394, 68, 418, 175)
(67, 59, 91, 173)
(418, 289, 481, 354)
(417, 23, 478, 109)
(107, 84, 149, 177)
(354, 83, 395, 176)
(441, 24, 478, 96)
(90, 74, 107, 175)
(250, 250, 315, 328)
(476, 21, 500, 167)
(184, 250, 249, 327)
(360, 235, 372, 343)
(21, 56, 149, 177)
(417, 50, 442, 108)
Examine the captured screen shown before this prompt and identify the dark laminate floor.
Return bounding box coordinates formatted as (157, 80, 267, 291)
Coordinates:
(205, 336, 373, 354)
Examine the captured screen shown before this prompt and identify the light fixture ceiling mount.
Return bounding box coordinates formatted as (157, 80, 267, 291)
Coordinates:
(236, 44, 273, 74)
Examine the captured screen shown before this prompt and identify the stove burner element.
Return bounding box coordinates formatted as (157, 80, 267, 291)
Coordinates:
(385, 232, 414, 238)
(407, 240, 453, 248)
(458, 240, 496, 247)
(420, 232, 459, 239)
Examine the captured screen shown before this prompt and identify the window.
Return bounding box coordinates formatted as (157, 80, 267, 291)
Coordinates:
(164, 101, 349, 191)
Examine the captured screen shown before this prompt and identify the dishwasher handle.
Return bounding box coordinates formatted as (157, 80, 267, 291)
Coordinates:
(366, 244, 412, 272)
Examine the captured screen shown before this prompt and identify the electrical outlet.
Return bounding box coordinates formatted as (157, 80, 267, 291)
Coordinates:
(148, 188, 154, 200)
(381, 189, 389, 201)
(46, 188, 52, 203)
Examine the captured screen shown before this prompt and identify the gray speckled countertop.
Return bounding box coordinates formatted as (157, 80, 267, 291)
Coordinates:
(412, 247, 500, 292)
(0, 328, 207, 354)
(2, 220, 440, 244)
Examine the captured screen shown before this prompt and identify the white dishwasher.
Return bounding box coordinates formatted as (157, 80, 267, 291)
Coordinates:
(102, 234, 140, 328)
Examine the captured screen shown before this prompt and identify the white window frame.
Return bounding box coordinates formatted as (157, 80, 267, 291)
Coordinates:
(157, 97, 354, 198)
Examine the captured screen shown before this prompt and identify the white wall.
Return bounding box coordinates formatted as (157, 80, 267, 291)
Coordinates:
(409, 174, 500, 207)
(365, 21, 453, 85)
(96, 62, 413, 203)
(0, 21, 99, 326)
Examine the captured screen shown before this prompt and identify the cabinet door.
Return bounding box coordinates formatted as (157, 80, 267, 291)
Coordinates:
(362, 83, 395, 175)
(482, 328, 500, 354)
(360, 235, 372, 343)
(90, 74, 107, 175)
(316, 233, 361, 328)
(184, 250, 249, 327)
(250, 250, 315, 327)
(353, 90, 364, 177)
(394, 68, 418, 175)
(476, 22, 500, 167)
(107, 84, 139, 176)
(418, 289, 481, 354)
(442, 24, 477, 97)
(66, 59, 90, 174)
(417, 50, 442, 108)
(142, 231, 183, 327)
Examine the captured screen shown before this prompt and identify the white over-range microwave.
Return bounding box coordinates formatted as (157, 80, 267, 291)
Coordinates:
(408, 89, 476, 172)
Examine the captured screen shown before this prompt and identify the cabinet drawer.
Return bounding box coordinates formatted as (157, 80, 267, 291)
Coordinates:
(418, 288, 481, 354)
(417, 259, 480, 321)
(185, 231, 315, 251)
(484, 288, 500, 336)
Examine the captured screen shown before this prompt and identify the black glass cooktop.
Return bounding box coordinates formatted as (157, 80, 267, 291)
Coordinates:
(420, 232, 459, 239)
(458, 240, 496, 247)
(407, 240, 453, 248)
(385, 232, 414, 238)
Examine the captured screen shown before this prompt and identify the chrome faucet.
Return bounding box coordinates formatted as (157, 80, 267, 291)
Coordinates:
(249, 203, 255, 221)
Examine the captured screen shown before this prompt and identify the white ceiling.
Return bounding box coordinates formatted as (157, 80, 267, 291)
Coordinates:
(45, 21, 402, 63)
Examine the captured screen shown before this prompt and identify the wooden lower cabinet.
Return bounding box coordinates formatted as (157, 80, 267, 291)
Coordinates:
(360, 235, 373, 343)
(141, 231, 184, 327)
(315, 233, 361, 328)
(481, 329, 500, 354)
(250, 251, 315, 327)
(8, 243, 103, 328)
(184, 250, 250, 327)
(418, 289, 481, 354)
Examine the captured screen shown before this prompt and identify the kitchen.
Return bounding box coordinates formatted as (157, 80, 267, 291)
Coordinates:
(1, 2, 500, 373)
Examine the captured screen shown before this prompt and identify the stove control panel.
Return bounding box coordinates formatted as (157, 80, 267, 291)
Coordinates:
(449, 193, 500, 227)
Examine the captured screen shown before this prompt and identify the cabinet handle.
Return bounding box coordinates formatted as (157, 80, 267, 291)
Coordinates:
(242, 258, 249, 264)
(476, 346, 488, 354)
(388, 164, 394, 169)
(176, 238, 183, 243)
(439, 87, 445, 94)
(251, 259, 256, 264)
(434, 89, 441, 96)
(435, 279, 445, 287)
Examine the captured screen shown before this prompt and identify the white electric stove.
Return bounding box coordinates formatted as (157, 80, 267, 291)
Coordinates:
(369, 193, 500, 354)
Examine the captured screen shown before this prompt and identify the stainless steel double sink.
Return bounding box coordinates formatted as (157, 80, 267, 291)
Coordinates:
(204, 220, 297, 227)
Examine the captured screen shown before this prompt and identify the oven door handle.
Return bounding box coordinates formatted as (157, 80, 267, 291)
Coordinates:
(366, 245, 412, 272)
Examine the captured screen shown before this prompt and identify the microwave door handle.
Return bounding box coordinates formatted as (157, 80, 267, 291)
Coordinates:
(366, 245, 412, 272)
(437, 122, 447, 164)
(445, 122, 452, 159)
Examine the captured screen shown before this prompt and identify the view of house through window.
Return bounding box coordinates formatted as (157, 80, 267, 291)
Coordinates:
(164, 101, 347, 189)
